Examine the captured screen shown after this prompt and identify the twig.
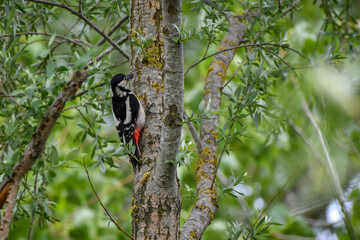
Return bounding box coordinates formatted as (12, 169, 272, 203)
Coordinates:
(60, 20, 80, 40)
(75, 82, 106, 98)
(222, 45, 252, 89)
(235, 0, 249, 10)
(0, 32, 92, 48)
(37, 40, 71, 71)
(184, 39, 247, 76)
(258, 45, 296, 74)
(0, 76, 24, 109)
(343, 128, 360, 160)
(0, 94, 25, 97)
(26, 0, 129, 59)
(210, 122, 234, 190)
(78, 0, 81, 13)
(289, 74, 355, 239)
(289, 120, 325, 166)
(184, 42, 308, 76)
(278, 0, 281, 13)
(202, 25, 214, 59)
(281, 0, 297, 17)
(96, 15, 129, 47)
(82, 158, 134, 240)
(245, 167, 298, 240)
(183, 111, 202, 153)
(27, 217, 35, 240)
(302, 99, 356, 239)
(26, 170, 40, 240)
(86, 34, 129, 67)
(102, 10, 112, 32)
(210, 78, 254, 189)
(0, 71, 88, 239)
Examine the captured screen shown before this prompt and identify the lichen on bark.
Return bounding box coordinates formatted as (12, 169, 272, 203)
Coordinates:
(130, 0, 183, 239)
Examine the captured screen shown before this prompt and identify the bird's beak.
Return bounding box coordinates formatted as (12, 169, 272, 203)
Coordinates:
(125, 73, 134, 81)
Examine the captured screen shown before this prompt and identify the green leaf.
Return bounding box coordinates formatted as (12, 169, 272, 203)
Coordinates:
(9, 89, 25, 96)
(48, 34, 56, 47)
(73, 46, 103, 69)
(130, 41, 141, 48)
(49, 145, 58, 166)
(46, 60, 55, 79)
(99, 157, 106, 173)
(65, 149, 79, 161)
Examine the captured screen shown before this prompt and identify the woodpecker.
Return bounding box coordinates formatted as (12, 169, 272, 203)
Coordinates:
(111, 73, 145, 171)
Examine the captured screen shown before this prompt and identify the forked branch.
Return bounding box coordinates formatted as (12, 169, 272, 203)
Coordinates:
(27, 0, 129, 59)
(0, 70, 88, 239)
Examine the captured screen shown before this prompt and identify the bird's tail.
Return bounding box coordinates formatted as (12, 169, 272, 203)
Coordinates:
(130, 144, 141, 172)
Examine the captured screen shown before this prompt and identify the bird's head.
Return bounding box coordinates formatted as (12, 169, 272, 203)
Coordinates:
(110, 73, 134, 96)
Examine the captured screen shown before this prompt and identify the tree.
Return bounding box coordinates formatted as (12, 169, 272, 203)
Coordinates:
(0, 0, 360, 239)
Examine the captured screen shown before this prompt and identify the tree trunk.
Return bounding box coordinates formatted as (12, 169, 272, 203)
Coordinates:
(180, 13, 248, 240)
(130, 0, 183, 239)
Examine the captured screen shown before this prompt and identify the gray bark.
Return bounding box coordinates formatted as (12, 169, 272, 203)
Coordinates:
(130, 0, 182, 239)
(180, 14, 247, 240)
(0, 70, 88, 239)
(153, 0, 184, 192)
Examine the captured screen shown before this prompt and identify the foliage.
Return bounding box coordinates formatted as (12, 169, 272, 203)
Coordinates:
(167, 140, 194, 169)
(130, 31, 153, 59)
(0, 0, 359, 239)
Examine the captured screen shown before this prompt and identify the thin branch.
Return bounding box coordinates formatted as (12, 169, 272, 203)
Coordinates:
(343, 128, 360, 161)
(235, 0, 249, 10)
(102, 10, 112, 32)
(289, 120, 324, 165)
(66, 4, 107, 8)
(0, 32, 92, 48)
(183, 111, 202, 153)
(26, 0, 129, 59)
(245, 167, 298, 240)
(289, 75, 356, 239)
(86, 34, 129, 67)
(278, 0, 282, 13)
(60, 20, 80, 40)
(75, 82, 106, 98)
(27, 217, 35, 240)
(78, 0, 81, 13)
(0, 76, 24, 109)
(75, 107, 109, 159)
(96, 15, 129, 47)
(0, 70, 88, 239)
(281, 0, 297, 17)
(0, 94, 24, 97)
(184, 39, 248, 76)
(302, 99, 356, 239)
(82, 159, 134, 240)
(37, 40, 69, 71)
(184, 42, 308, 76)
(211, 73, 254, 189)
(210, 119, 235, 190)
(202, 25, 214, 59)
(264, 42, 309, 60)
(222, 45, 252, 89)
(258, 45, 295, 73)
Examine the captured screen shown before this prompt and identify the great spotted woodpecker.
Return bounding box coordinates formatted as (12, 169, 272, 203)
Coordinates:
(111, 73, 145, 171)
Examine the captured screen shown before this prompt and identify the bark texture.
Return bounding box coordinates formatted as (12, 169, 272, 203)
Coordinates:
(180, 14, 247, 240)
(130, 0, 182, 239)
(154, 0, 183, 194)
(0, 70, 88, 239)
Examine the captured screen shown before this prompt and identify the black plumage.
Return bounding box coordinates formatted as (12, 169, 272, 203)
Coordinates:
(111, 73, 145, 171)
